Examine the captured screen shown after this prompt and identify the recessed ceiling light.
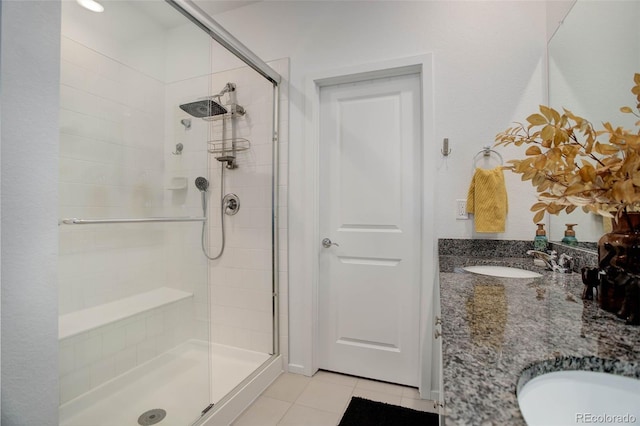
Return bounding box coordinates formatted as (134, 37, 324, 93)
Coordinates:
(76, 0, 104, 13)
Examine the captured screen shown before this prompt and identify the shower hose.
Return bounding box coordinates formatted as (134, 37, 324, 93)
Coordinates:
(201, 165, 226, 260)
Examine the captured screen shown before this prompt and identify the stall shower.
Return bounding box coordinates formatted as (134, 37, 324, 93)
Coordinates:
(57, 1, 282, 425)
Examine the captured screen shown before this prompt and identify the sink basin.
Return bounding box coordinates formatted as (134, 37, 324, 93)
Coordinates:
(462, 265, 541, 278)
(518, 371, 640, 426)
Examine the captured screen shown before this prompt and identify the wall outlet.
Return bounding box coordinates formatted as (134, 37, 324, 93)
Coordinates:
(456, 199, 469, 220)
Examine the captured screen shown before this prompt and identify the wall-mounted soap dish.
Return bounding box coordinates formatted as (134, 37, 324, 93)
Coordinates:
(165, 177, 188, 190)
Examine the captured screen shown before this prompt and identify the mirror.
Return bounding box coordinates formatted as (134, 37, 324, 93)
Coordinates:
(547, 0, 640, 248)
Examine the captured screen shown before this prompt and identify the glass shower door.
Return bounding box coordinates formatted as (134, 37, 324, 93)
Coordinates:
(58, 1, 213, 424)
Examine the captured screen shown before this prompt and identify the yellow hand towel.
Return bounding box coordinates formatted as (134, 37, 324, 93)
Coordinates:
(466, 167, 508, 233)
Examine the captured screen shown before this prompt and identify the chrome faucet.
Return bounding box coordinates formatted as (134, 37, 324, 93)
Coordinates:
(526, 250, 571, 273)
(558, 253, 573, 272)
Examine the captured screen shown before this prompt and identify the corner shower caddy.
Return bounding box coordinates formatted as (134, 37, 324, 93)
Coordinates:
(207, 138, 251, 156)
(206, 103, 251, 167)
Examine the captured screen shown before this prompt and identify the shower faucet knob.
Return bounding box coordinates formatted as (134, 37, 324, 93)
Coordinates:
(322, 238, 339, 248)
(223, 193, 240, 216)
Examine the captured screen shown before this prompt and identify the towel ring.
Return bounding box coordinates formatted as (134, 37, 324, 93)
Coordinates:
(473, 146, 503, 168)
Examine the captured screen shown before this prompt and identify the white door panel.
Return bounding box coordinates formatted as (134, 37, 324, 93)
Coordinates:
(318, 73, 421, 386)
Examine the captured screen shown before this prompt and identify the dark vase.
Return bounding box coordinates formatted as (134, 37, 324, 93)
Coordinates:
(597, 212, 640, 324)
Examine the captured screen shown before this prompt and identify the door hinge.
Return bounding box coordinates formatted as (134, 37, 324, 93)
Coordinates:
(201, 403, 214, 416)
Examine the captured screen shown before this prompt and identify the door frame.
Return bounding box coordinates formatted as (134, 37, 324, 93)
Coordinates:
(295, 54, 438, 399)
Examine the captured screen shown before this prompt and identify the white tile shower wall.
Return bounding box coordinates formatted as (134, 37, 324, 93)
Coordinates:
(59, 36, 167, 314)
(58, 298, 193, 405)
(205, 59, 290, 355)
(163, 74, 212, 342)
(58, 34, 203, 398)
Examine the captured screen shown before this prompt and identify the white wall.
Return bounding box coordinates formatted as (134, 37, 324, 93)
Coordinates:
(205, 0, 548, 374)
(207, 0, 549, 242)
(546, 0, 575, 42)
(1, 1, 60, 424)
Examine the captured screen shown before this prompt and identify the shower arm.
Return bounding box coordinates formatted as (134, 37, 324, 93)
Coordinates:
(217, 82, 235, 97)
(210, 83, 235, 108)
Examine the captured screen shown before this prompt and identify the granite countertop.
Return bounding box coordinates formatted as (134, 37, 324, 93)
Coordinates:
(440, 256, 640, 425)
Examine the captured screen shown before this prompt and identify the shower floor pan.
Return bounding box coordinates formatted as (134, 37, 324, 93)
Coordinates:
(60, 340, 270, 426)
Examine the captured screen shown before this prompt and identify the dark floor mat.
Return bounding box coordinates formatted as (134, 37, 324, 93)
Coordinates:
(338, 396, 440, 426)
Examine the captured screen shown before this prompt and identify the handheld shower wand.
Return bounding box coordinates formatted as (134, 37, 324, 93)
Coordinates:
(195, 176, 209, 191)
(195, 176, 209, 216)
(195, 176, 227, 260)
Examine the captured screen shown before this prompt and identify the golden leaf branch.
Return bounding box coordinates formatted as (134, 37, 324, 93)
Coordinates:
(495, 73, 640, 223)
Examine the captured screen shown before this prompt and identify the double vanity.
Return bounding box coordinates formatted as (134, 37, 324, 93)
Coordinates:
(438, 239, 640, 425)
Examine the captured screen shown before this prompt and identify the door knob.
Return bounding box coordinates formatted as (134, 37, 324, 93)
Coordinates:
(322, 238, 339, 248)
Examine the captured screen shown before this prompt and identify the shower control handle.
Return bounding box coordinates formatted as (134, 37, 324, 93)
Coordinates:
(223, 194, 240, 216)
(322, 238, 339, 248)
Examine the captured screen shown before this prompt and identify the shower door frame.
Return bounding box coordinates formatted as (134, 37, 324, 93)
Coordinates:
(165, 0, 283, 423)
(166, 0, 282, 354)
(166, 0, 281, 85)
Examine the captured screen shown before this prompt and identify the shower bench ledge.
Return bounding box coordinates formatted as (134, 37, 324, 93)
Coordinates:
(59, 287, 192, 340)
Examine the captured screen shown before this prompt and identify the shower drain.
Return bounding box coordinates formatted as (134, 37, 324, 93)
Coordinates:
(138, 409, 166, 426)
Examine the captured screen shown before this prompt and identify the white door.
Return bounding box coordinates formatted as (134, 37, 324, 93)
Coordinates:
(318, 72, 421, 386)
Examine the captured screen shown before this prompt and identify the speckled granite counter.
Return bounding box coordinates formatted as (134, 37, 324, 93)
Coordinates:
(440, 256, 640, 425)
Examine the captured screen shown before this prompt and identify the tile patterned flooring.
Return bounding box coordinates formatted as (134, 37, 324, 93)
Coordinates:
(232, 370, 439, 426)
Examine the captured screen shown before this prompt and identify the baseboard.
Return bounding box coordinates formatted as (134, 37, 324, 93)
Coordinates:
(287, 363, 310, 376)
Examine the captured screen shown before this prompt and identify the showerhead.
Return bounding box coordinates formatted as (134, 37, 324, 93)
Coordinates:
(195, 177, 209, 192)
(179, 99, 227, 118)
